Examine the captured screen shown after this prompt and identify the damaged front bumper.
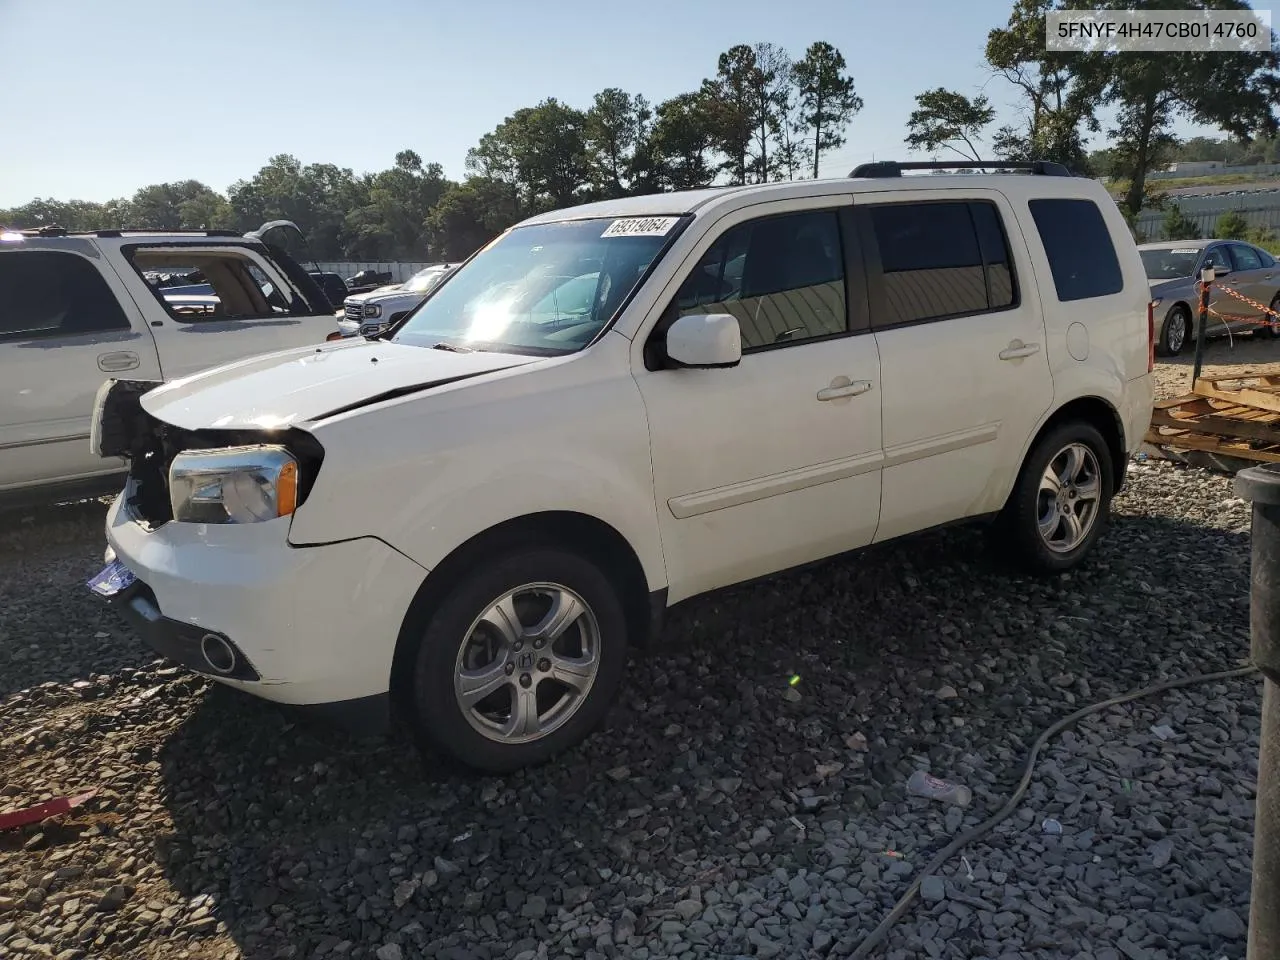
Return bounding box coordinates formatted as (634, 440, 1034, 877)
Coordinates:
(87, 379, 426, 735)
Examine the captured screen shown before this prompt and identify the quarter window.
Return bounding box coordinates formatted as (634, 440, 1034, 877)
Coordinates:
(867, 200, 1016, 326)
(1027, 198, 1123, 302)
(673, 210, 847, 350)
(0, 251, 130, 340)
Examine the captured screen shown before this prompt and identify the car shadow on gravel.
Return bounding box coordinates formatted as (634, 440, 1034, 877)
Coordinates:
(0, 498, 152, 700)
(147, 480, 1255, 959)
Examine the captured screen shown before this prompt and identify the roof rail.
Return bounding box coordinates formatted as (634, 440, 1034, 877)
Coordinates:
(9, 227, 246, 239)
(850, 160, 1074, 178)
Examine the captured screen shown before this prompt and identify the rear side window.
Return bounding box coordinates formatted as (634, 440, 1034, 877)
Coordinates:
(1230, 243, 1262, 271)
(0, 251, 130, 340)
(1260, 248, 1277, 268)
(1028, 198, 1123, 302)
(867, 200, 1016, 327)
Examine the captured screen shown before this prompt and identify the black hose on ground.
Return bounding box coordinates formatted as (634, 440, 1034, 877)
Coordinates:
(841, 664, 1261, 960)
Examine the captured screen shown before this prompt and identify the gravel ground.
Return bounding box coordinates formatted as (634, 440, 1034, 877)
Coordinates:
(0, 455, 1262, 960)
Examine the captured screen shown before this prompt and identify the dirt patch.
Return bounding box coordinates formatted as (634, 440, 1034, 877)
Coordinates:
(1153, 332, 1280, 399)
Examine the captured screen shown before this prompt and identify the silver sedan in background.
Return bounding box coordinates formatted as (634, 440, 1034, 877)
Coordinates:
(1140, 238, 1280, 356)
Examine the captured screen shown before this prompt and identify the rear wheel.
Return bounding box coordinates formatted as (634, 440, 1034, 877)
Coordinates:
(1262, 295, 1280, 339)
(407, 548, 628, 773)
(993, 421, 1114, 575)
(1156, 304, 1190, 356)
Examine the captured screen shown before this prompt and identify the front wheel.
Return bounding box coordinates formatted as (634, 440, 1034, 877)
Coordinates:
(407, 548, 628, 773)
(993, 421, 1114, 575)
(1156, 304, 1190, 356)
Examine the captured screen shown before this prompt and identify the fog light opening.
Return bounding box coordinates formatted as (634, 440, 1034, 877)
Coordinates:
(200, 633, 237, 675)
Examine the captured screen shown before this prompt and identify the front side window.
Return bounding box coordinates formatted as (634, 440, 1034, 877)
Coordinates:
(392, 218, 678, 355)
(0, 250, 130, 340)
(1204, 246, 1232, 272)
(867, 200, 1015, 326)
(672, 209, 847, 350)
(1230, 243, 1263, 271)
(1028, 198, 1123, 302)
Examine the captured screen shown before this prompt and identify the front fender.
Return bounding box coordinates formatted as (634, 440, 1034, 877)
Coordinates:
(287, 338, 667, 593)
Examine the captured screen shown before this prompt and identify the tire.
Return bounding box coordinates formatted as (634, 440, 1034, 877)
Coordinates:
(1263, 296, 1280, 339)
(1155, 304, 1191, 357)
(993, 421, 1115, 575)
(407, 548, 628, 774)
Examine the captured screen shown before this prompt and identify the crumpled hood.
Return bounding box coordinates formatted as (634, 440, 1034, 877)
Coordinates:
(141, 339, 539, 430)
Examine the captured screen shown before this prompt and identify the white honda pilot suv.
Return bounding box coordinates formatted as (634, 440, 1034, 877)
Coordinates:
(90, 161, 1155, 773)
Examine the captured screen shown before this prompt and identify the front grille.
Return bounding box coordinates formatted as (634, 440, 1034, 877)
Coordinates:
(344, 302, 363, 321)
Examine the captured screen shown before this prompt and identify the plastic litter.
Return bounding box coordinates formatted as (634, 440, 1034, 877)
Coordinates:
(906, 770, 973, 808)
(0, 790, 97, 831)
(1041, 818, 1063, 835)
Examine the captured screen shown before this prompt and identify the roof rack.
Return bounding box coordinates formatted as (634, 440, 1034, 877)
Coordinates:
(8, 227, 245, 239)
(850, 160, 1074, 178)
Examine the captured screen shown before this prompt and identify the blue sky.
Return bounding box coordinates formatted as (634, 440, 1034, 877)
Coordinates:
(0, 0, 1208, 206)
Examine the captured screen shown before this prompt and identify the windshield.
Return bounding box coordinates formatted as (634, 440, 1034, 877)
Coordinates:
(1141, 247, 1202, 280)
(391, 217, 681, 355)
(404, 266, 450, 293)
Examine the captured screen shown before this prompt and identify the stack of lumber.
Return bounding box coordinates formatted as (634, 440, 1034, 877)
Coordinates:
(1144, 371, 1280, 472)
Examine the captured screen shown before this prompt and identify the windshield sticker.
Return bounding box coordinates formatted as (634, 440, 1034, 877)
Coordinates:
(601, 217, 680, 238)
(1170, 248, 1199, 254)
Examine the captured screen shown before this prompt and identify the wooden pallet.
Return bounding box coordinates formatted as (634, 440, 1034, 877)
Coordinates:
(1145, 373, 1280, 470)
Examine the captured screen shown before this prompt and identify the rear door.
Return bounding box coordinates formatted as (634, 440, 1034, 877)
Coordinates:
(112, 242, 337, 378)
(857, 189, 1052, 542)
(0, 246, 163, 491)
(1227, 242, 1274, 326)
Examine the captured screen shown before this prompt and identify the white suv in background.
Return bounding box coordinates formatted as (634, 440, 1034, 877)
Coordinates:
(90, 161, 1154, 773)
(337, 263, 457, 338)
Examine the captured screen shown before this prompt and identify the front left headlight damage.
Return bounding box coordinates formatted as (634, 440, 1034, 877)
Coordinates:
(169, 445, 299, 524)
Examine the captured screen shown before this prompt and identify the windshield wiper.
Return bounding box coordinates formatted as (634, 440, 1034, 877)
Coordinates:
(431, 341, 475, 353)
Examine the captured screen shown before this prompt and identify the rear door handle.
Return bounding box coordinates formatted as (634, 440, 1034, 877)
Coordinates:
(98, 351, 140, 372)
(817, 379, 873, 401)
(999, 341, 1040, 361)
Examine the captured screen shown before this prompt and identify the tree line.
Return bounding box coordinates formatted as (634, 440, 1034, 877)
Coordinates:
(4, 1, 1278, 261)
(901, 0, 1278, 223)
(0, 41, 861, 262)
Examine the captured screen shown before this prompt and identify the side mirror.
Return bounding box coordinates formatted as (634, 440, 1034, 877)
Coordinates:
(665, 313, 742, 369)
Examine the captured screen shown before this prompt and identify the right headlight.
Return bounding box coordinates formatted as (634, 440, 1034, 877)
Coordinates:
(169, 445, 299, 524)
(363, 303, 382, 318)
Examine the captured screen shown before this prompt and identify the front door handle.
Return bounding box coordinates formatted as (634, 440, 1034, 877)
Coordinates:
(999, 341, 1041, 361)
(98, 351, 140, 372)
(816, 379, 873, 401)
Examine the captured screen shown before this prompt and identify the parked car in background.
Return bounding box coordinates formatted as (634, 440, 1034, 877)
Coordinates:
(1140, 238, 1280, 355)
(336, 263, 457, 338)
(346, 269, 396, 296)
(91, 161, 1153, 773)
(0, 226, 337, 505)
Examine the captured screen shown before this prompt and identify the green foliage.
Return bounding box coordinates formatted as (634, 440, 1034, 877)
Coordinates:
(1162, 204, 1200, 240)
(792, 41, 862, 179)
(1, 39, 868, 259)
(905, 89, 995, 161)
(1247, 224, 1280, 253)
(1215, 211, 1251, 240)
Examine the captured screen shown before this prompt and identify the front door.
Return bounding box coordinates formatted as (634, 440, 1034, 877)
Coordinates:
(0, 247, 163, 492)
(634, 201, 884, 603)
(857, 190, 1054, 542)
